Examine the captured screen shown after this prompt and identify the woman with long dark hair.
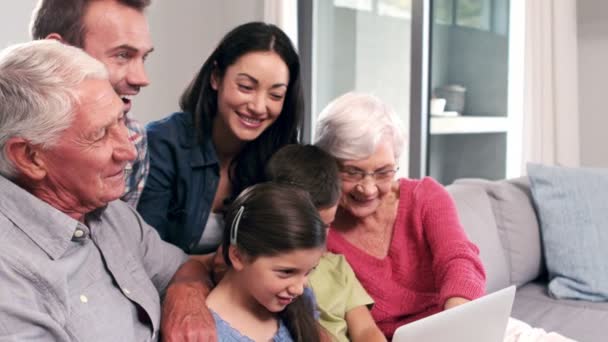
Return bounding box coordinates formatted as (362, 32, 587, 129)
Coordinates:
(137, 22, 303, 253)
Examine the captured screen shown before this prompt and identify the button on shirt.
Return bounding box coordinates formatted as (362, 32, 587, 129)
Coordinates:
(0, 175, 188, 341)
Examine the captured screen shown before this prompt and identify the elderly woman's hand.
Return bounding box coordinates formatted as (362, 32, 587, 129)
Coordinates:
(444, 296, 470, 310)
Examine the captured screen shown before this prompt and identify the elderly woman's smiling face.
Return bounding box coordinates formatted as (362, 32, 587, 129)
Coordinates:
(338, 140, 398, 219)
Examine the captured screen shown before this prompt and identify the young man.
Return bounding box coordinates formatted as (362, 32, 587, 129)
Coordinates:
(266, 144, 386, 342)
(31, 0, 153, 206)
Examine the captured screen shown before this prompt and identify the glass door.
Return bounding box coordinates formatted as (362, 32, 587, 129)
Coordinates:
(427, 0, 512, 184)
(299, 0, 414, 175)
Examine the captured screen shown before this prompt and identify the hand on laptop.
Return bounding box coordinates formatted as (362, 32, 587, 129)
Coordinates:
(444, 296, 470, 310)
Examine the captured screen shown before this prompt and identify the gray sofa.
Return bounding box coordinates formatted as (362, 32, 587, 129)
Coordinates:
(446, 177, 608, 342)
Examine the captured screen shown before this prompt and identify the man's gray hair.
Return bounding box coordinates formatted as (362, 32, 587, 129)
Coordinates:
(0, 40, 108, 178)
(314, 92, 406, 161)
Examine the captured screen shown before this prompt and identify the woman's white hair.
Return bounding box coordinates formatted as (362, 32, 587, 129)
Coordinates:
(314, 92, 406, 161)
(0, 40, 108, 178)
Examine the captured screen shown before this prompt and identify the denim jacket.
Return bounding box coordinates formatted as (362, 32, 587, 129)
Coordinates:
(137, 112, 220, 253)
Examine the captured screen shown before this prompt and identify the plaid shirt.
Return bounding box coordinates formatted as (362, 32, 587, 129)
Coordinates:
(121, 114, 149, 207)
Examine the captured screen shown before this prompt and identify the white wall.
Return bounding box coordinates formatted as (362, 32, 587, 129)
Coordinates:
(0, 1, 38, 47)
(141, 0, 264, 123)
(578, 0, 608, 168)
(0, 0, 265, 125)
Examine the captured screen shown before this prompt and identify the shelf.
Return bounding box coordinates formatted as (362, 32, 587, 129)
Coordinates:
(430, 116, 508, 135)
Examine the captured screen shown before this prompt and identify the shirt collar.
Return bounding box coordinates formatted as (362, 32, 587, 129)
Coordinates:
(0, 175, 81, 260)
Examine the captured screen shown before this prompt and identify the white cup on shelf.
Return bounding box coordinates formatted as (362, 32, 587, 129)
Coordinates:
(430, 98, 447, 116)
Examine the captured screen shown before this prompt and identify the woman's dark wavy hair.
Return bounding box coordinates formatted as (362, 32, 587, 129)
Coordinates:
(222, 182, 325, 342)
(179, 22, 303, 201)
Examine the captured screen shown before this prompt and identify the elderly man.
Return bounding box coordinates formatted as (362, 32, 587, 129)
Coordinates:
(0, 40, 211, 341)
(31, 0, 153, 207)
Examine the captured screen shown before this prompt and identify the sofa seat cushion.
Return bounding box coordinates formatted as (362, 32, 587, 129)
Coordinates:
(512, 282, 608, 342)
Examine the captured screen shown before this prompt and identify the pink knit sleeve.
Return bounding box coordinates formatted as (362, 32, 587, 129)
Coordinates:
(416, 177, 486, 307)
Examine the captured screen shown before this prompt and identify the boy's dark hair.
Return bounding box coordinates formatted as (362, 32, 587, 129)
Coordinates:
(179, 22, 303, 203)
(223, 182, 325, 341)
(266, 144, 340, 209)
(30, 0, 151, 47)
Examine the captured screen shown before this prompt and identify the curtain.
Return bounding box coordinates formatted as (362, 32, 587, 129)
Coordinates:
(522, 0, 580, 169)
(263, 0, 299, 48)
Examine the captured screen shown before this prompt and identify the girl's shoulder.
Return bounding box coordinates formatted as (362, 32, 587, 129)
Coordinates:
(273, 319, 295, 342)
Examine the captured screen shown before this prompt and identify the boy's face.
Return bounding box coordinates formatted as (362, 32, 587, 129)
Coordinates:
(318, 204, 338, 226)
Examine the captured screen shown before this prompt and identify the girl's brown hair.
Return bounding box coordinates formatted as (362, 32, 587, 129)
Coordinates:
(223, 182, 325, 341)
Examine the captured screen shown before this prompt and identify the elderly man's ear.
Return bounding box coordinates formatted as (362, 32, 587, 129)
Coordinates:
(6, 138, 47, 180)
(45, 33, 66, 43)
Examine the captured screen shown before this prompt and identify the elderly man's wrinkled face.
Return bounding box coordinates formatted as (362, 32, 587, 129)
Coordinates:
(38, 79, 137, 212)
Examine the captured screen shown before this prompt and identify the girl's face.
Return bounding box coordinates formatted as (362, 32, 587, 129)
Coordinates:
(211, 51, 289, 143)
(234, 247, 323, 313)
(339, 140, 398, 219)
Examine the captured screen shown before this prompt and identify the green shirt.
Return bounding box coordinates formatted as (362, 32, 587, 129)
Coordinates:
(309, 253, 374, 342)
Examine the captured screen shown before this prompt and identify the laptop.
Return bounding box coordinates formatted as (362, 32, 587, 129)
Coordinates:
(392, 285, 516, 342)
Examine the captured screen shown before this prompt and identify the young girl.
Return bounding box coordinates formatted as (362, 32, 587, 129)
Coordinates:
(137, 22, 303, 253)
(205, 182, 325, 341)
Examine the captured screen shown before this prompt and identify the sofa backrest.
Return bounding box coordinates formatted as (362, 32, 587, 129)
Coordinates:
(447, 177, 545, 292)
(447, 182, 510, 292)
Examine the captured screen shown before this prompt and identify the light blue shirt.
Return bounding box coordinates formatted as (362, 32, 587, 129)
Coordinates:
(0, 175, 188, 341)
(211, 310, 293, 342)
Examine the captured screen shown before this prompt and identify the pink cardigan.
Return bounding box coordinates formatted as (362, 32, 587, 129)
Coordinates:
(327, 177, 486, 339)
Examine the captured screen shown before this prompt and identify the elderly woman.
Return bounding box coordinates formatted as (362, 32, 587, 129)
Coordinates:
(314, 92, 486, 339)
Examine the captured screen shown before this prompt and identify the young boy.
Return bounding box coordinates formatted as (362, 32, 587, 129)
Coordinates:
(266, 144, 386, 342)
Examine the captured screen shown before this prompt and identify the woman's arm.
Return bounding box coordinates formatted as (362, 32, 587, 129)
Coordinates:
(419, 178, 486, 306)
(444, 296, 470, 310)
(345, 305, 387, 342)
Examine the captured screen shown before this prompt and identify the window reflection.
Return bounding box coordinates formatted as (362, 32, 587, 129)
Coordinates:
(433, 0, 508, 36)
(456, 0, 491, 30)
(434, 0, 454, 25)
(334, 0, 413, 18)
(378, 0, 412, 19)
(334, 0, 373, 11)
